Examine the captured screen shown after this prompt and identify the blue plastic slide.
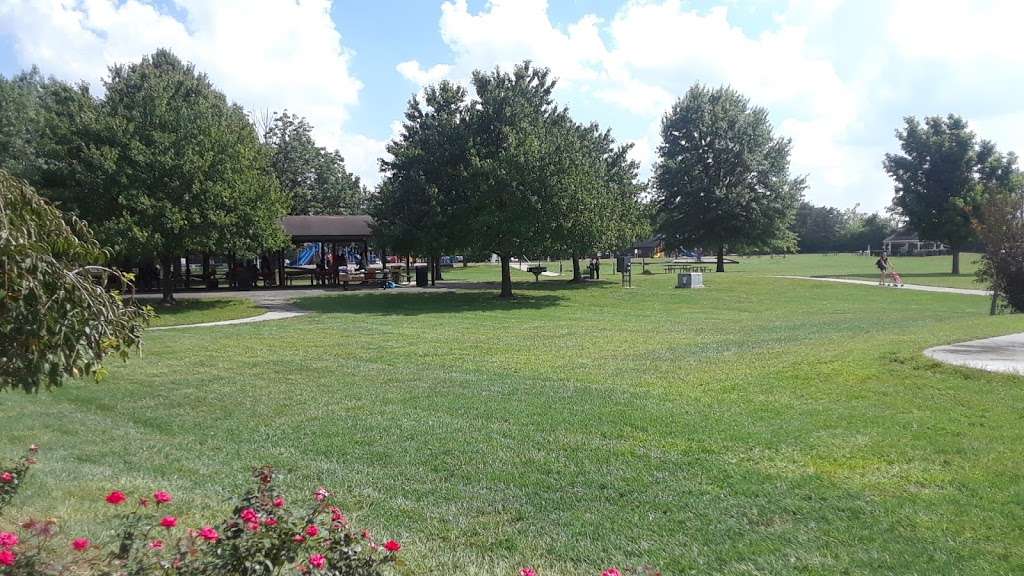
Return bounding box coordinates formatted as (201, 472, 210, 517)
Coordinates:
(295, 244, 319, 266)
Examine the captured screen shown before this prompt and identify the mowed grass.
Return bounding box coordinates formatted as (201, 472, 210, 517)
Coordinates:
(3, 261, 1023, 575)
(146, 299, 265, 327)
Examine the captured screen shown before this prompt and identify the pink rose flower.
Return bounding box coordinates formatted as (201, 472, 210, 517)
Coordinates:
(273, 497, 286, 508)
(71, 538, 91, 551)
(309, 554, 326, 569)
(330, 507, 347, 523)
(0, 532, 18, 548)
(105, 491, 127, 505)
(153, 490, 172, 504)
(263, 517, 278, 527)
(383, 539, 401, 553)
(149, 539, 165, 550)
(602, 568, 622, 576)
(305, 525, 319, 537)
(0, 472, 13, 484)
(292, 534, 306, 543)
(246, 522, 260, 532)
(159, 516, 178, 529)
(313, 487, 330, 502)
(240, 508, 259, 523)
(520, 568, 537, 576)
(0, 549, 15, 566)
(198, 527, 219, 542)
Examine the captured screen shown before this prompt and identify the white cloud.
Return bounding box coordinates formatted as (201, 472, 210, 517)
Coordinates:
(0, 0, 381, 185)
(396, 60, 451, 87)
(417, 0, 1024, 211)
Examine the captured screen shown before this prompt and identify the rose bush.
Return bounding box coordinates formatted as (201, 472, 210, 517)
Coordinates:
(0, 446, 37, 516)
(0, 465, 401, 576)
(2, 451, 662, 576)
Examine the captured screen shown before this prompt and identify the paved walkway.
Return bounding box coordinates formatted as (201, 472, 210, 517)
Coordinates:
(150, 307, 307, 330)
(775, 275, 992, 296)
(925, 333, 1024, 375)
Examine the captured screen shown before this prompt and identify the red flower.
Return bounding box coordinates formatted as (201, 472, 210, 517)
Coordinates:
(246, 522, 260, 532)
(240, 508, 259, 523)
(309, 554, 326, 569)
(71, 538, 91, 552)
(305, 525, 319, 537)
(159, 516, 178, 529)
(0, 549, 15, 566)
(153, 490, 172, 504)
(293, 534, 306, 543)
(383, 539, 401, 553)
(0, 532, 18, 548)
(520, 568, 537, 576)
(149, 539, 165, 550)
(263, 517, 278, 527)
(314, 487, 330, 502)
(198, 527, 219, 542)
(0, 472, 13, 484)
(330, 507, 347, 523)
(273, 497, 286, 508)
(105, 491, 127, 505)
(602, 569, 622, 576)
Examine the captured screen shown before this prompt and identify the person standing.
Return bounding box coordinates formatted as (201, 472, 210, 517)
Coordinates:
(593, 256, 601, 279)
(875, 253, 890, 285)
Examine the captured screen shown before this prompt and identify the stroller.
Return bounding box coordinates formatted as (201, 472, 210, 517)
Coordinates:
(888, 268, 904, 287)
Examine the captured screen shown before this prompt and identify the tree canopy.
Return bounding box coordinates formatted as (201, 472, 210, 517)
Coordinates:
(884, 114, 1018, 274)
(373, 61, 647, 297)
(1, 50, 289, 303)
(0, 170, 151, 393)
(791, 202, 896, 253)
(654, 84, 803, 271)
(261, 111, 367, 215)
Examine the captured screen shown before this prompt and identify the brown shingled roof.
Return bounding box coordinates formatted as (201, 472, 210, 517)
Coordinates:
(281, 215, 374, 241)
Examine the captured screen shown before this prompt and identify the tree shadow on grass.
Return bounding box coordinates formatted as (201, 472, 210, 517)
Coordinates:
(294, 289, 566, 316)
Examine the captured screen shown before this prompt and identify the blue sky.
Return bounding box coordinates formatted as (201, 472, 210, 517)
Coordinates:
(2, 0, 1023, 212)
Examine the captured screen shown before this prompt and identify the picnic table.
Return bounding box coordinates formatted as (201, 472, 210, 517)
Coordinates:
(665, 263, 711, 274)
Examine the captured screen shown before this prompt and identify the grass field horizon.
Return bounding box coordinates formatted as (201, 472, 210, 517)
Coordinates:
(3, 255, 1022, 575)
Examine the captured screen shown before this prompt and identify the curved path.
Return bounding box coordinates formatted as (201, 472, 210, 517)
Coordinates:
(774, 275, 991, 296)
(150, 307, 307, 330)
(925, 333, 1024, 376)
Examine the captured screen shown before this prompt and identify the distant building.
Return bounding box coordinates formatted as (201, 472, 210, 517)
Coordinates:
(630, 236, 664, 258)
(883, 228, 949, 256)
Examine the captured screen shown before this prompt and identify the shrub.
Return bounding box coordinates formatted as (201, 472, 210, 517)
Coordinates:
(974, 189, 1024, 313)
(0, 466, 401, 576)
(0, 446, 37, 516)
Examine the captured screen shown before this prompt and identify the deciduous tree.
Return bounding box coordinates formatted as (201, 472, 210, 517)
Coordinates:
(884, 114, 1018, 274)
(0, 170, 150, 393)
(654, 85, 802, 271)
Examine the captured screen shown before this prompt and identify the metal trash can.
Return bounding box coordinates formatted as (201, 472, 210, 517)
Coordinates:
(415, 266, 429, 287)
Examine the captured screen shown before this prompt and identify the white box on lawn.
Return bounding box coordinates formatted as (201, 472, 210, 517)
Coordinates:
(676, 272, 704, 288)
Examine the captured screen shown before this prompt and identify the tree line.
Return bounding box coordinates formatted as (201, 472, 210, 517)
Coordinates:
(0, 50, 366, 304)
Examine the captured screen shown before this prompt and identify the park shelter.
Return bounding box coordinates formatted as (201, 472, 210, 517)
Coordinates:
(883, 228, 948, 256)
(277, 215, 375, 284)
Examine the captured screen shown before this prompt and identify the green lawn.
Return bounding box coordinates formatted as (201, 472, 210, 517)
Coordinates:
(729, 252, 987, 289)
(3, 261, 1023, 575)
(146, 299, 265, 327)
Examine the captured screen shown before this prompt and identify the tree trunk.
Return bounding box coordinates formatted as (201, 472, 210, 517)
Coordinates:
(429, 256, 436, 287)
(160, 255, 176, 305)
(202, 253, 211, 280)
(952, 247, 961, 275)
(570, 254, 582, 282)
(716, 245, 725, 273)
(434, 254, 444, 281)
(990, 289, 1000, 316)
(499, 254, 513, 298)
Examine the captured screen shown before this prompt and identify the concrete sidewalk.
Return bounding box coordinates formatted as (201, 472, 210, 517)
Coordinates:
(774, 275, 992, 296)
(925, 333, 1024, 376)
